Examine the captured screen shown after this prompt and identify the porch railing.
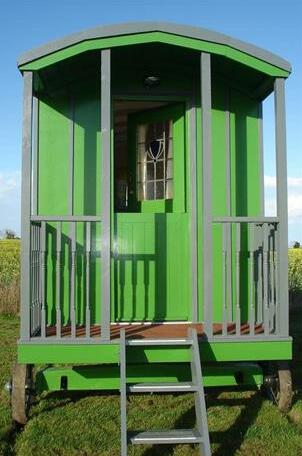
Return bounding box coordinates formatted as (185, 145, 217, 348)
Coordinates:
(211, 216, 280, 338)
(29, 216, 101, 339)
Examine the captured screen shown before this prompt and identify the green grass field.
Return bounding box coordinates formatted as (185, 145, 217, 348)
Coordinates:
(1, 241, 302, 455)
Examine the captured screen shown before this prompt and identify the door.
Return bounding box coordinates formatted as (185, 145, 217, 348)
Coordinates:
(114, 103, 191, 321)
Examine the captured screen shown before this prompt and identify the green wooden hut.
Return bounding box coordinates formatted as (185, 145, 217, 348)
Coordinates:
(11, 22, 292, 454)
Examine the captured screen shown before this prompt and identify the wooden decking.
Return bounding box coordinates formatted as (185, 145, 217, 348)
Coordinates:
(44, 322, 265, 339)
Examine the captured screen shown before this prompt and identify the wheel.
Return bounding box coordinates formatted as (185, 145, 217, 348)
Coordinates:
(11, 363, 33, 425)
(263, 361, 293, 413)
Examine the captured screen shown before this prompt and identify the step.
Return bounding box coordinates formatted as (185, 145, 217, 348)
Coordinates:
(126, 338, 193, 346)
(130, 429, 203, 445)
(127, 382, 198, 393)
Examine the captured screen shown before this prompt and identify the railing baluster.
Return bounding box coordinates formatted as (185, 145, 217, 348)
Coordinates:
(263, 223, 270, 335)
(275, 224, 280, 335)
(249, 224, 255, 335)
(70, 222, 76, 338)
(40, 221, 46, 338)
(256, 225, 263, 325)
(85, 221, 91, 338)
(235, 223, 241, 336)
(226, 221, 233, 323)
(222, 223, 227, 336)
(56, 222, 62, 338)
(269, 225, 276, 333)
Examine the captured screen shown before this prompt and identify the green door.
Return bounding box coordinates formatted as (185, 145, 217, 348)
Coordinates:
(114, 103, 190, 321)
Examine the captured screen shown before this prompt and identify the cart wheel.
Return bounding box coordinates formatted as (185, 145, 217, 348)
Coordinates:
(263, 361, 293, 413)
(11, 363, 33, 425)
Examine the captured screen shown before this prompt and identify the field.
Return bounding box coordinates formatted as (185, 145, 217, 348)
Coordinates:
(1, 240, 302, 455)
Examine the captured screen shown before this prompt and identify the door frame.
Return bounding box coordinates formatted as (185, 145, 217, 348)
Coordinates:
(110, 95, 198, 324)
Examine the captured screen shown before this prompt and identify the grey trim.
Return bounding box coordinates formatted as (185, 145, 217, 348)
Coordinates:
(40, 221, 46, 338)
(274, 78, 289, 337)
(68, 96, 75, 216)
(18, 22, 291, 73)
(20, 71, 33, 341)
(188, 100, 198, 322)
(31, 215, 101, 222)
(120, 329, 127, 456)
(101, 49, 111, 342)
(258, 102, 265, 215)
(32, 95, 39, 216)
(201, 52, 213, 337)
(70, 222, 76, 338)
(56, 222, 62, 338)
(213, 216, 279, 223)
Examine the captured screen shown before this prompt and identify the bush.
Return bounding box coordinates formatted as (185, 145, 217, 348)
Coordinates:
(288, 248, 302, 302)
(0, 240, 20, 316)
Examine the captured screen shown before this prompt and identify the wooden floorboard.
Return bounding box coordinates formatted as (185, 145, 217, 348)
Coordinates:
(45, 322, 265, 339)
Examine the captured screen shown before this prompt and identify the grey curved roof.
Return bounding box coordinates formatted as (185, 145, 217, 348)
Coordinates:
(18, 21, 291, 72)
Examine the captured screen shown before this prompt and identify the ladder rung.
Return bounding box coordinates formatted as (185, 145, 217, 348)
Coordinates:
(126, 338, 193, 346)
(130, 429, 203, 445)
(128, 382, 198, 393)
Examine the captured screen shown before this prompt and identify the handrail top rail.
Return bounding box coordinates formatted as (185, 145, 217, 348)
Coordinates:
(213, 216, 279, 224)
(31, 215, 101, 222)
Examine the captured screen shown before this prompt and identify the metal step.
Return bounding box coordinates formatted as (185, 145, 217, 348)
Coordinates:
(130, 429, 203, 445)
(126, 338, 193, 346)
(128, 381, 198, 393)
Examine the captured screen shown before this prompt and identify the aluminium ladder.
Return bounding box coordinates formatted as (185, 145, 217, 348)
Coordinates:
(119, 327, 211, 455)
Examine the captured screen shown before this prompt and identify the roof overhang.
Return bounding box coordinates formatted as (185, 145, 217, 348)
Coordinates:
(18, 22, 291, 77)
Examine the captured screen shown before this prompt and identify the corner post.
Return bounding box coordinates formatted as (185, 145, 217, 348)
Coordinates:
(274, 78, 289, 337)
(20, 71, 33, 341)
(101, 49, 111, 341)
(200, 53, 213, 337)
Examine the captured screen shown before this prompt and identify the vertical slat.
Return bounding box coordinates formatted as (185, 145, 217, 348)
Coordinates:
(263, 223, 270, 335)
(257, 225, 263, 324)
(32, 96, 39, 216)
(269, 226, 275, 332)
(226, 220, 233, 322)
(249, 224, 255, 335)
(189, 100, 198, 322)
(222, 223, 227, 336)
(20, 71, 33, 341)
(70, 222, 76, 338)
(120, 329, 127, 456)
(101, 49, 111, 341)
(68, 96, 75, 216)
(40, 221, 46, 338)
(85, 222, 91, 338)
(200, 52, 213, 337)
(275, 224, 280, 334)
(274, 78, 289, 337)
(56, 222, 62, 338)
(235, 223, 241, 336)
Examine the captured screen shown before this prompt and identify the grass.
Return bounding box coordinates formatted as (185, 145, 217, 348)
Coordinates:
(0, 240, 20, 316)
(1, 243, 302, 454)
(1, 308, 302, 455)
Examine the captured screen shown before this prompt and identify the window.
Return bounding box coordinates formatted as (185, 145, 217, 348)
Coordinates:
(136, 120, 173, 201)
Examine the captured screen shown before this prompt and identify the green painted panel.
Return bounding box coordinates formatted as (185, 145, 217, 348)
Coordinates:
(35, 363, 263, 393)
(17, 339, 292, 364)
(20, 32, 289, 77)
(115, 213, 190, 320)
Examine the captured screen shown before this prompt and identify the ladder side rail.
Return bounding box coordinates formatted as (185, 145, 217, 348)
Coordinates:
(120, 329, 127, 456)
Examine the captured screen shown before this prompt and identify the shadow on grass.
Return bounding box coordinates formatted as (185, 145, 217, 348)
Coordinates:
(139, 391, 263, 456)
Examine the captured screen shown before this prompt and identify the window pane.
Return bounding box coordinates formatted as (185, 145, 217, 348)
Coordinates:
(156, 181, 164, 199)
(136, 118, 173, 201)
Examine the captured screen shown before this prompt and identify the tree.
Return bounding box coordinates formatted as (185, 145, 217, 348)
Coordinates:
(3, 229, 17, 240)
(293, 241, 301, 249)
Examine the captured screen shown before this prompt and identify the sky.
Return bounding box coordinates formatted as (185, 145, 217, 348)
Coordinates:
(0, 0, 301, 242)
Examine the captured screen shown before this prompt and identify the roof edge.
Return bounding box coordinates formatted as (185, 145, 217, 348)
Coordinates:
(17, 21, 292, 73)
